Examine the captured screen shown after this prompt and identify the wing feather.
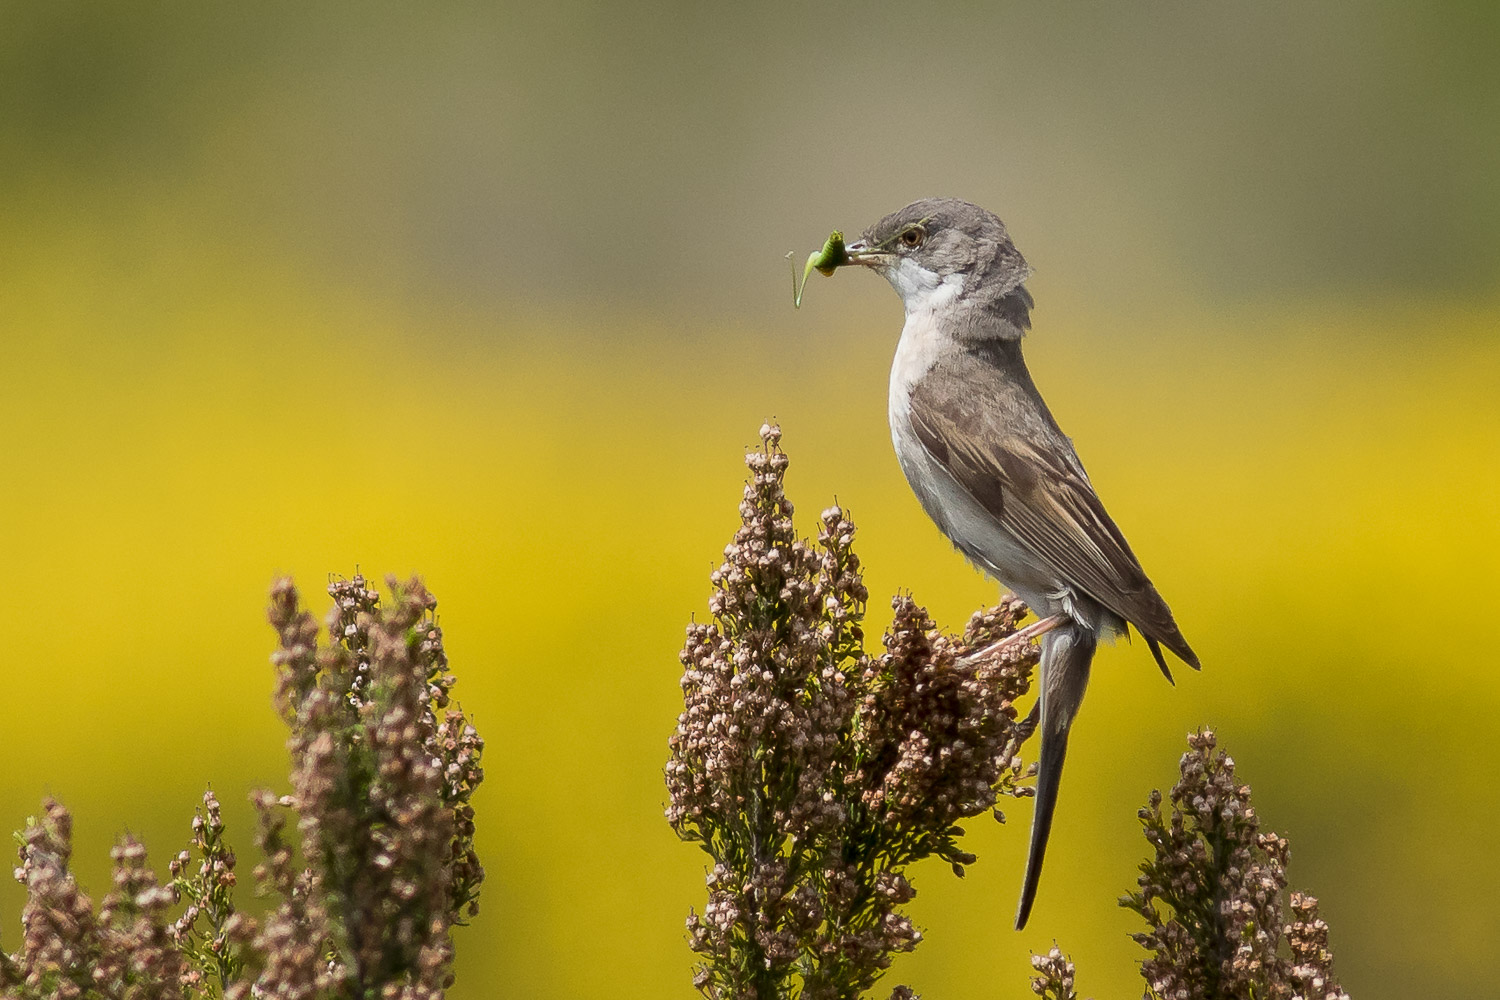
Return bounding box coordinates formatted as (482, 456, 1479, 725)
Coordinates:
(908, 371, 1199, 669)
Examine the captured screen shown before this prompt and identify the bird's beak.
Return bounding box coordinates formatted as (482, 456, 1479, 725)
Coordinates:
(842, 240, 887, 268)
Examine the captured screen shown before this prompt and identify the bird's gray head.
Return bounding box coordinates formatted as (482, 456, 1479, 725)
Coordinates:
(846, 198, 1033, 326)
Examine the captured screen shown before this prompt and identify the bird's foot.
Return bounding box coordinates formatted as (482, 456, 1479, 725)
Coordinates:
(963, 613, 1066, 665)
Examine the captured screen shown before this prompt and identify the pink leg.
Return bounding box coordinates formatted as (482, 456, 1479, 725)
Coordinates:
(966, 613, 1067, 662)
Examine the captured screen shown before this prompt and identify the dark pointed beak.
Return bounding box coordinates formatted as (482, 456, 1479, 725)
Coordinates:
(842, 240, 887, 268)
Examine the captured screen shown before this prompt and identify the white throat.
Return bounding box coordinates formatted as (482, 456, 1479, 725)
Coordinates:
(886, 259, 965, 317)
(885, 261, 965, 393)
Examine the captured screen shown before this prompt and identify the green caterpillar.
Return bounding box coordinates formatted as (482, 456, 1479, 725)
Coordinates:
(788, 230, 848, 308)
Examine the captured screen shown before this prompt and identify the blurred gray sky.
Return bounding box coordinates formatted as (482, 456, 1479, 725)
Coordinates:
(3, 1, 1497, 331)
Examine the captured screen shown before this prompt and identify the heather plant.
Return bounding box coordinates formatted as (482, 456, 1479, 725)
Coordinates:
(667, 425, 1041, 1000)
(1029, 732, 1349, 999)
(1117, 730, 1347, 1000)
(670, 425, 1349, 1000)
(1, 574, 484, 1000)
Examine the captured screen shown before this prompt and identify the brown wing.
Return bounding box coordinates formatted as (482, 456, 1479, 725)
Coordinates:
(908, 372, 1199, 670)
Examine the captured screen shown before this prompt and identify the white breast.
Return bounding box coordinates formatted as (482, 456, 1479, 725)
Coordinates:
(886, 311, 1060, 616)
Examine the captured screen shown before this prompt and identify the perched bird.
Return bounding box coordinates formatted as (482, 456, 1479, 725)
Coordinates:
(840, 198, 1200, 929)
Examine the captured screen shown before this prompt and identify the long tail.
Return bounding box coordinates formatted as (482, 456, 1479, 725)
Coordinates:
(1014, 624, 1096, 930)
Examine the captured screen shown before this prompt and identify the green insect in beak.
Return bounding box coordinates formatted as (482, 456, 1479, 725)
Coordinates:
(788, 230, 848, 308)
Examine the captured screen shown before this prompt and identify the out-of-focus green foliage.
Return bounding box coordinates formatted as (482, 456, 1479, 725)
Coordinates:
(1, 5, 1497, 1000)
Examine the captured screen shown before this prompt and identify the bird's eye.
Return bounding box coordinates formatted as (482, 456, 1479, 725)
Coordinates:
(899, 227, 925, 248)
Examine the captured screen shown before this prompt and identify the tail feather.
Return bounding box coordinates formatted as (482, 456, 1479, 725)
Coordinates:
(1014, 625, 1095, 930)
(1148, 622, 1201, 672)
(1145, 635, 1175, 685)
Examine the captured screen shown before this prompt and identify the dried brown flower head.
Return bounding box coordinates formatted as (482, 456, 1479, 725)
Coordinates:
(170, 790, 246, 995)
(244, 573, 485, 999)
(3, 572, 485, 1000)
(668, 425, 1040, 1000)
(1029, 945, 1081, 1000)
(7, 801, 186, 1000)
(1033, 730, 1348, 1000)
(11, 800, 103, 999)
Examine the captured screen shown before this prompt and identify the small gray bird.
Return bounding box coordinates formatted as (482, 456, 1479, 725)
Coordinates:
(841, 198, 1200, 930)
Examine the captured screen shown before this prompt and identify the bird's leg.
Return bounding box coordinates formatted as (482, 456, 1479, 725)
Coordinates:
(964, 613, 1067, 663)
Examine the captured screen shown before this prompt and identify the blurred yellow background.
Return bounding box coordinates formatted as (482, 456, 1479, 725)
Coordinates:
(2, 4, 1497, 998)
